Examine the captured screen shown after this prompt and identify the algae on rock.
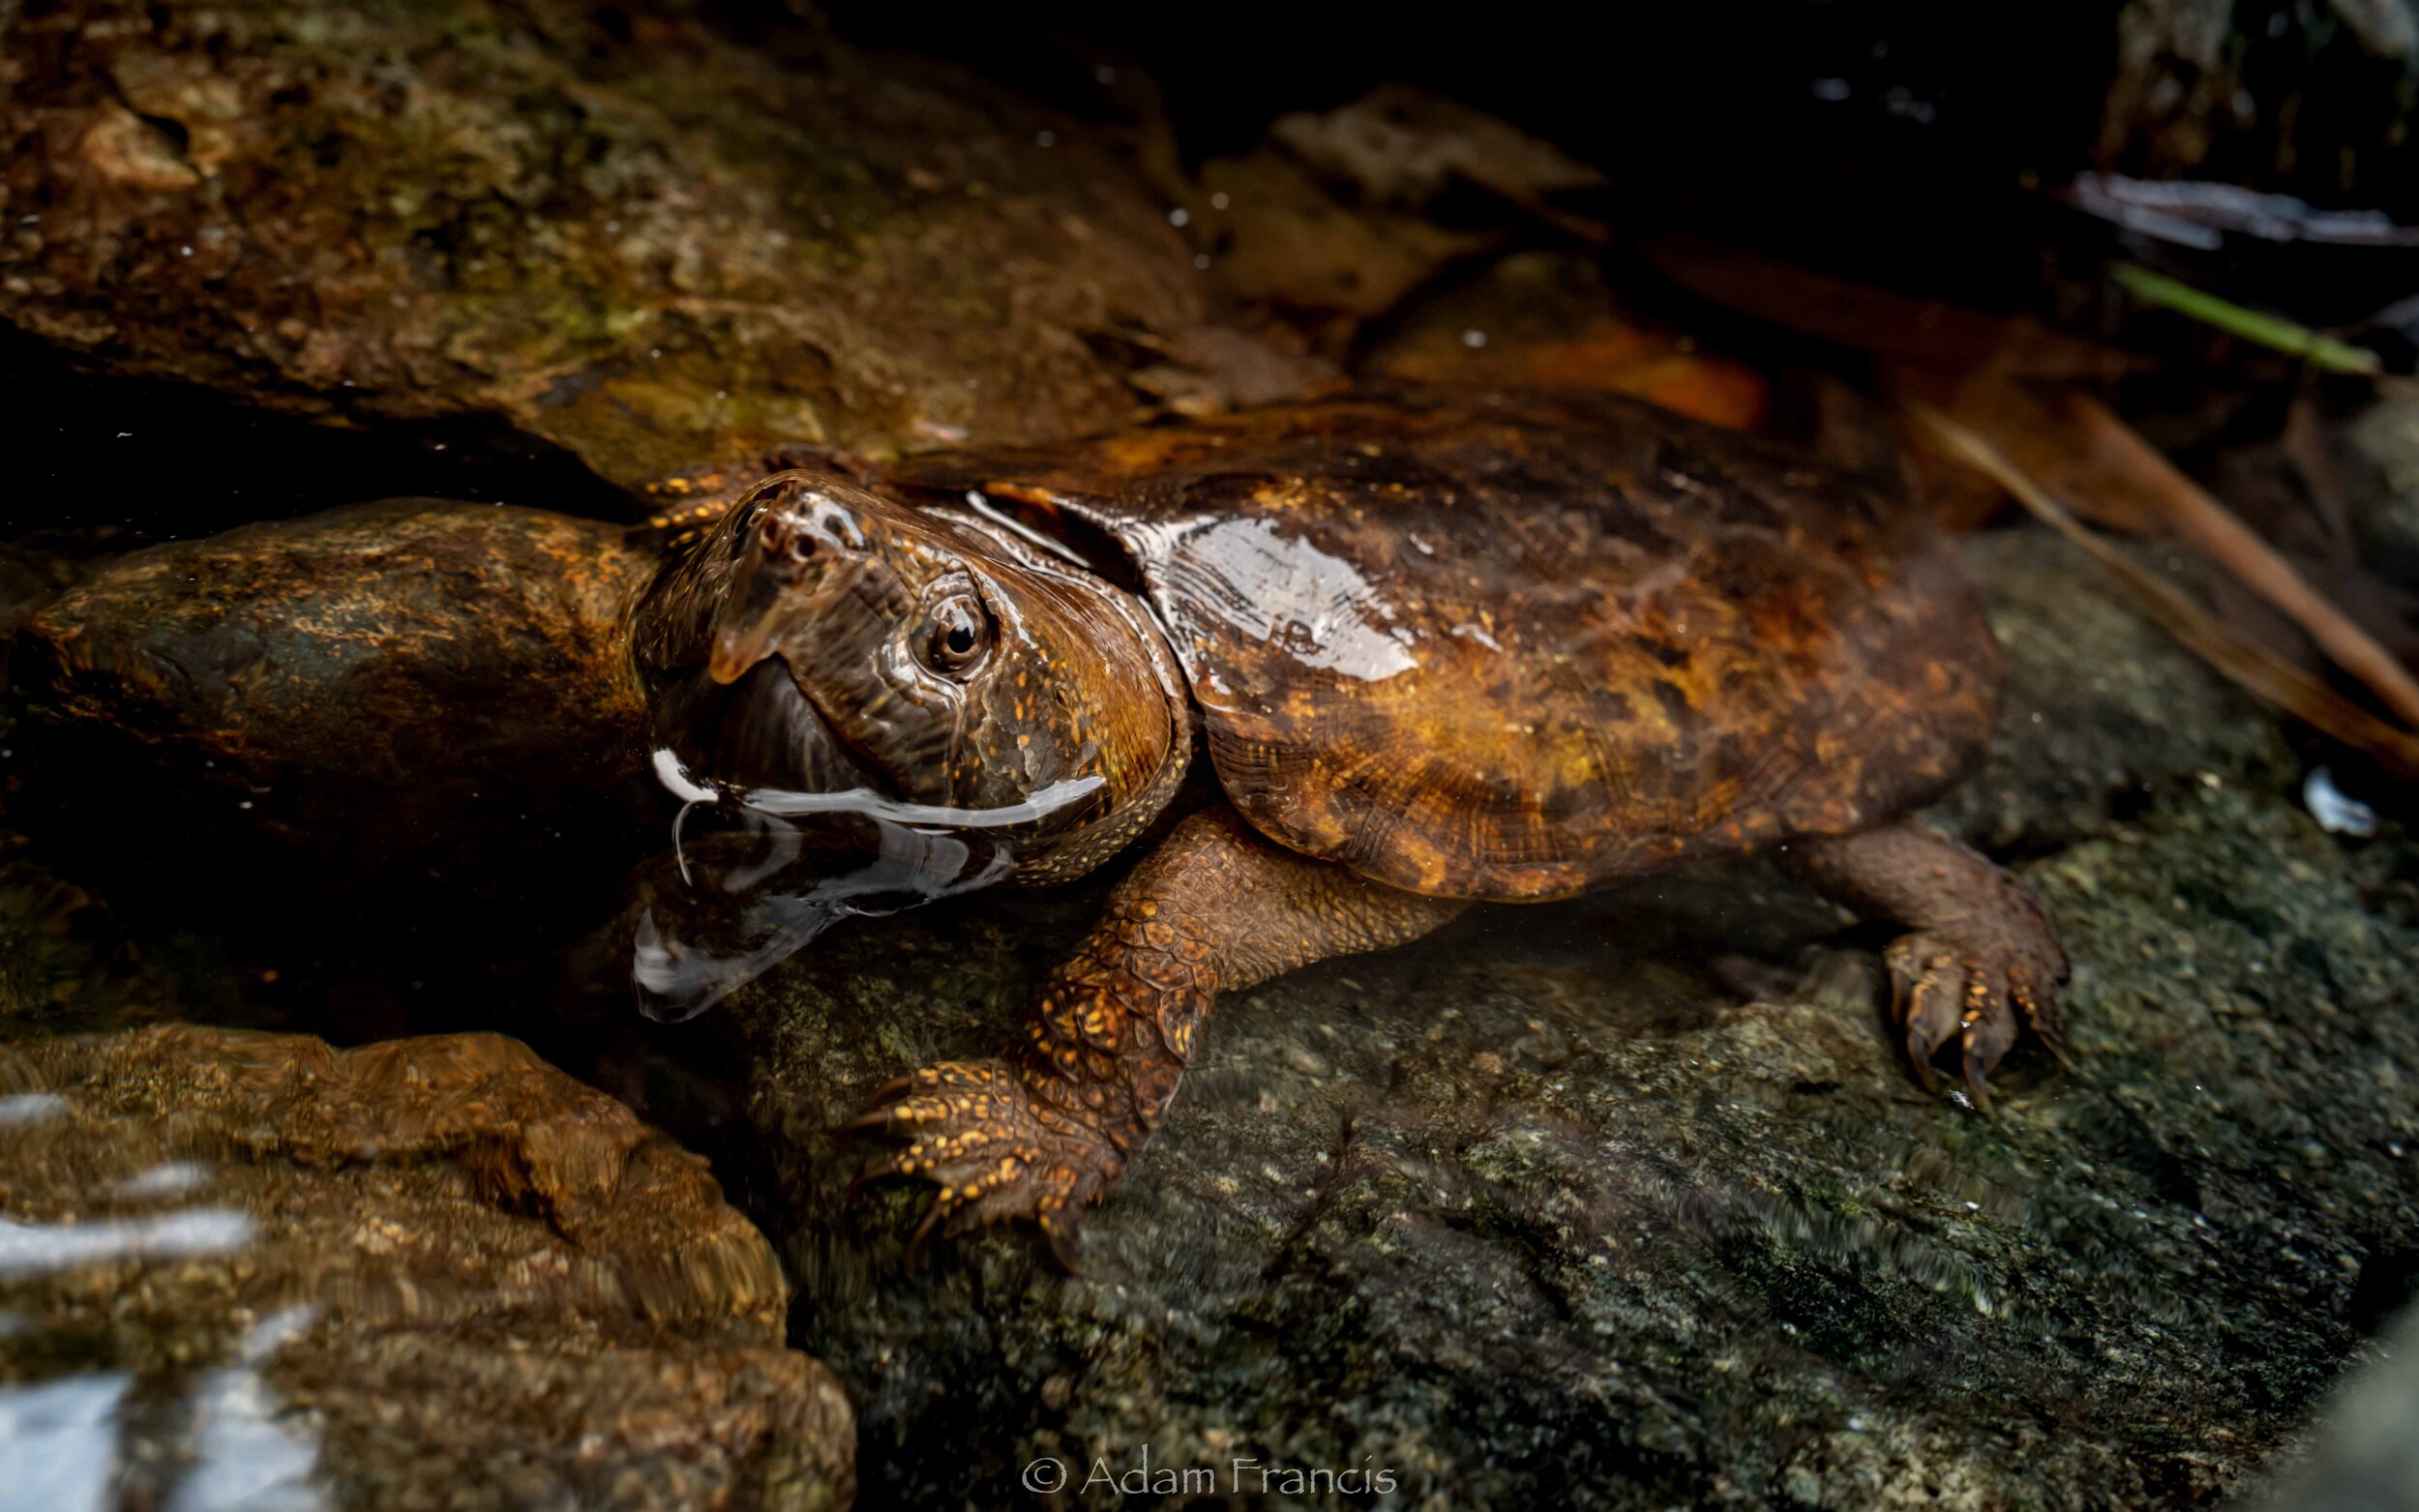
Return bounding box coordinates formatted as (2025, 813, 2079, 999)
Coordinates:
(0, 0, 1295, 493)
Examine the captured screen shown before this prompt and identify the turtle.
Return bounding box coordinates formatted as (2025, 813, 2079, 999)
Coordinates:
(626, 381, 2069, 1261)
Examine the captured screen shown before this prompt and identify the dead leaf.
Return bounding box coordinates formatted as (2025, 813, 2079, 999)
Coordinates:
(1640, 233, 2137, 380)
(1378, 320, 1765, 429)
(1197, 151, 1499, 324)
(1196, 90, 1614, 340)
(1885, 369, 2170, 533)
(1911, 400, 2419, 773)
(1110, 324, 1338, 415)
(1365, 251, 1766, 429)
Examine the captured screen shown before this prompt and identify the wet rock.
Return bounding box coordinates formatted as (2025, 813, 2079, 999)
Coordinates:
(4, 500, 672, 965)
(2247, 1302, 2419, 1510)
(0, 1024, 853, 1511)
(2342, 394, 2419, 590)
(0, 539, 84, 644)
(1930, 529, 2295, 855)
(15, 501, 656, 880)
(0, 0, 1279, 494)
(21, 501, 652, 799)
(656, 523, 2413, 1507)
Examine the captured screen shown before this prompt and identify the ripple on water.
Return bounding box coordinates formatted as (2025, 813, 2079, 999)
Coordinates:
(0, 1210, 255, 1281)
(0, 1373, 134, 1512)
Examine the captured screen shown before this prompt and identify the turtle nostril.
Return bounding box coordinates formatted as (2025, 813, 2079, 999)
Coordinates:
(757, 511, 814, 566)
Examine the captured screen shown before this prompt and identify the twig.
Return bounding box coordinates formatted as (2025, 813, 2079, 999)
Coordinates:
(1906, 400, 2419, 776)
(2060, 394, 2419, 729)
(2109, 263, 2383, 376)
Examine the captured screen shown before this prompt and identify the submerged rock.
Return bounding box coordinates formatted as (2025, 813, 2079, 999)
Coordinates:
(656, 524, 2415, 1507)
(0, 0, 1286, 493)
(0, 1024, 853, 1511)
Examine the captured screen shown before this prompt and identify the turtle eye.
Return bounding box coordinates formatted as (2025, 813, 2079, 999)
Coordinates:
(920, 590, 993, 677)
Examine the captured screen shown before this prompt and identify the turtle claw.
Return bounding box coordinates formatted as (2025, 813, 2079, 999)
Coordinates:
(1892, 946, 1965, 1084)
(847, 1056, 1120, 1267)
(2014, 979, 2074, 1067)
(1882, 927, 2065, 1106)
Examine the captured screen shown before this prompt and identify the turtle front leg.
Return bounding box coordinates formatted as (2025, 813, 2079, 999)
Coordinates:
(1782, 819, 2069, 1106)
(853, 809, 1467, 1263)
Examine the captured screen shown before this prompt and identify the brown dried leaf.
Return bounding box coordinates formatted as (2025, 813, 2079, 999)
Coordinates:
(1366, 251, 1766, 430)
(1377, 317, 1765, 429)
(1640, 234, 2137, 380)
(1885, 369, 2171, 533)
(1197, 152, 1500, 322)
(1910, 400, 2419, 774)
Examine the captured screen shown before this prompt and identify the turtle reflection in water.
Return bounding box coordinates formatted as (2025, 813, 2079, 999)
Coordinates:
(629, 385, 2066, 1261)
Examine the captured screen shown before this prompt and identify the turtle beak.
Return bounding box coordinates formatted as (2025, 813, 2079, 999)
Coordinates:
(707, 553, 789, 686)
(707, 495, 866, 685)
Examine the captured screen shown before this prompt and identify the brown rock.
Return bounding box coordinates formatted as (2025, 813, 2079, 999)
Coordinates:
(0, 1024, 852, 1511)
(0, 0, 1282, 493)
(19, 500, 653, 827)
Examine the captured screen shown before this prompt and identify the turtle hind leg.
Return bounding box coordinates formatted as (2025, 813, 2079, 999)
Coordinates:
(1779, 819, 2069, 1104)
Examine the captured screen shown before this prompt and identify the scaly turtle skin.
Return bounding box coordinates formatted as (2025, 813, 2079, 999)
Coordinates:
(631, 383, 2068, 1261)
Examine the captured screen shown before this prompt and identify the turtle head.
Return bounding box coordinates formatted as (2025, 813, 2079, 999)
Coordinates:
(630, 469, 1190, 877)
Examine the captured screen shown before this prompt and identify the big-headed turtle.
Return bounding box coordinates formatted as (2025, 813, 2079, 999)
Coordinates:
(630, 383, 2067, 1259)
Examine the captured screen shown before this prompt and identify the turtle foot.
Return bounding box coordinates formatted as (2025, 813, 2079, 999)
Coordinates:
(1883, 918, 2067, 1109)
(847, 1057, 1120, 1267)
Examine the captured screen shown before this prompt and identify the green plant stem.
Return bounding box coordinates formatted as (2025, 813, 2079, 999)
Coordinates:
(2111, 262, 2382, 376)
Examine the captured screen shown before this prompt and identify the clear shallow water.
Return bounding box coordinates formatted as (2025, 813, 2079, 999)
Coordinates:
(629, 751, 1112, 1021)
